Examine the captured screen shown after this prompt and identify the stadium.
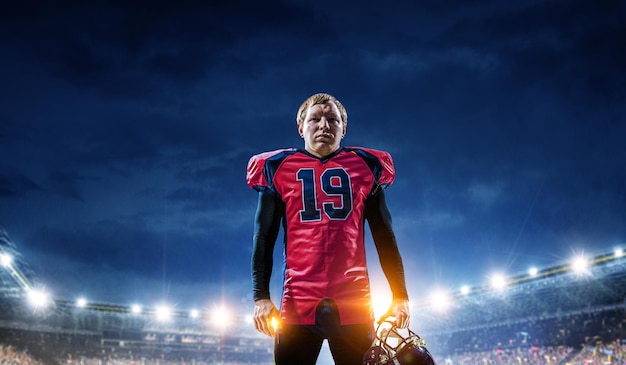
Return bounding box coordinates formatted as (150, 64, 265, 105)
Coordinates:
(1, 224, 625, 364)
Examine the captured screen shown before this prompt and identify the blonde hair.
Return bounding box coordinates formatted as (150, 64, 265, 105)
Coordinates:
(296, 93, 348, 126)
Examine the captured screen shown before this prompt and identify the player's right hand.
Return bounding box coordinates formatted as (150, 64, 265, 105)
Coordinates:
(253, 299, 279, 337)
(378, 299, 410, 329)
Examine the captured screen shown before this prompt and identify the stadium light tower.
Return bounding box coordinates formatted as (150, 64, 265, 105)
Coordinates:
(0, 252, 13, 267)
(131, 304, 142, 314)
(460, 285, 470, 295)
(489, 273, 508, 291)
(76, 297, 87, 308)
(615, 248, 624, 258)
(429, 289, 451, 313)
(571, 255, 590, 275)
(0, 251, 31, 289)
(211, 305, 231, 329)
(27, 287, 51, 309)
(155, 304, 172, 322)
(528, 267, 538, 277)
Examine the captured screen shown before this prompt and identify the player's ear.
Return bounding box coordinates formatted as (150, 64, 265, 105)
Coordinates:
(297, 122, 304, 138)
(342, 123, 347, 138)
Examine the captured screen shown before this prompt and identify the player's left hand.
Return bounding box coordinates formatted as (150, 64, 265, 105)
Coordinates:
(253, 299, 279, 337)
(379, 299, 410, 329)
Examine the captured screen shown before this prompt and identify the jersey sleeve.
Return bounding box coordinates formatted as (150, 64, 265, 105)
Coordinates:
(347, 147, 395, 189)
(365, 190, 409, 301)
(246, 148, 296, 192)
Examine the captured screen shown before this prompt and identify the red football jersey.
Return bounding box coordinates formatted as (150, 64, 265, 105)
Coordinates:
(247, 147, 395, 325)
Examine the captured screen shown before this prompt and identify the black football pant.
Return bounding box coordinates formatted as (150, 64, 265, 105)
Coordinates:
(274, 299, 374, 365)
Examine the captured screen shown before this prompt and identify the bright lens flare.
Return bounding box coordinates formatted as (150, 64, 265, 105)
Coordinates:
(429, 290, 451, 313)
(490, 273, 507, 291)
(271, 317, 280, 332)
(0, 253, 13, 267)
(571, 256, 589, 274)
(27, 288, 51, 309)
(371, 295, 391, 321)
(76, 297, 87, 308)
(155, 305, 172, 321)
(460, 285, 470, 295)
(211, 306, 231, 328)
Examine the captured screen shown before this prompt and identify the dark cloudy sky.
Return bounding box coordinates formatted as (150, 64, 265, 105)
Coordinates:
(1, 0, 625, 315)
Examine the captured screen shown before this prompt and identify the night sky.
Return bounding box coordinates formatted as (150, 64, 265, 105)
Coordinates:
(1, 0, 625, 318)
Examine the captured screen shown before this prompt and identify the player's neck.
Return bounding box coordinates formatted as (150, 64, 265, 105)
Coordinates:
(303, 146, 342, 159)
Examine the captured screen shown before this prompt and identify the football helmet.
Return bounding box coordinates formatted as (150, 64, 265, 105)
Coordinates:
(363, 320, 436, 365)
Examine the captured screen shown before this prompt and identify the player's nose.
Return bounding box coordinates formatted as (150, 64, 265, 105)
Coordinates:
(319, 118, 331, 130)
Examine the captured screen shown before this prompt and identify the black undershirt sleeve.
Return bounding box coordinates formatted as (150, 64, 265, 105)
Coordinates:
(365, 189, 410, 301)
(251, 190, 283, 301)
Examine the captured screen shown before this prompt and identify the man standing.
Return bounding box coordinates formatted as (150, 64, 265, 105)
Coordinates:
(247, 93, 410, 364)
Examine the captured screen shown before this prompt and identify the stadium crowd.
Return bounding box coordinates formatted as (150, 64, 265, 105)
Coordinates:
(0, 329, 272, 365)
(0, 344, 43, 364)
(437, 307, 626, 364)
(442, 339, 624, 364)
(1, 338, 625, 364)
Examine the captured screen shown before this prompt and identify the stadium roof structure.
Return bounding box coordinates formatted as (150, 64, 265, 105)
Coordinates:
(0, 226, 35, 299)
(413, 249, 626, 337)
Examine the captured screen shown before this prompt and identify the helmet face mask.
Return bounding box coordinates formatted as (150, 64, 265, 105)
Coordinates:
(363, 320, 436, 365)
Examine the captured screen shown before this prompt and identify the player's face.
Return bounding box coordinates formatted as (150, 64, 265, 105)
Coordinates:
(298, 103, 346, 158)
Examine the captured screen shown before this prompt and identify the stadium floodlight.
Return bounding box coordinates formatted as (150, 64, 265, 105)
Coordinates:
(189, 309, 199, 319)
(489, 273, 508, 291)
(571, 255, 590, 275)
(429, 289, 451, 313)
(528, 267, 538, 277)
(210, 305, 231, 328)
(155, 304, 172, 321)
(76, 297, 87, 308)
(27, 288, 51, 309)
(0, 253, 13, 267)
(245, 315, 253, 324)
(131, 304, 142, 314)
(615, 248, 624, 258)
(460, 285, 470, 295)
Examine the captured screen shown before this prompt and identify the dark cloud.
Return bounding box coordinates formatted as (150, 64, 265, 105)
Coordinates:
(0, 174, 42, 197)
(47, 170, 86, 200)
(435, 0, 626, 102)
(1, 0, 322, 101)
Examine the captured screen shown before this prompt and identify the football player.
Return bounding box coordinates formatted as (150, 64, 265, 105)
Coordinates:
(247, 93, 411, 364)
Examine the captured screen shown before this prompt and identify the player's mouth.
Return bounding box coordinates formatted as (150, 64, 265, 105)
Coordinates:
(317, 133, 334, 139)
